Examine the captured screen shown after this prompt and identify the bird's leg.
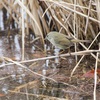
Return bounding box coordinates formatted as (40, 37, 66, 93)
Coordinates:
(68, 48, 71, 56)
(59, 50, 64, 54)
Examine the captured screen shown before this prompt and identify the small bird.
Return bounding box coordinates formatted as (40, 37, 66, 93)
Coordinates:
(45, 31, 90, 50)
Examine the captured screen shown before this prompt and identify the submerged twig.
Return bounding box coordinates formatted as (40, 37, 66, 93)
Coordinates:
(2, 57, 57, 82)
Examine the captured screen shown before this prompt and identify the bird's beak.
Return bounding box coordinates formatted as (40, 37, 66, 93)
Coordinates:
(44, 36, 47, 40)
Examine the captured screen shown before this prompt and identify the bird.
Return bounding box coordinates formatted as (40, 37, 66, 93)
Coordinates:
(45, 31, 90, 50)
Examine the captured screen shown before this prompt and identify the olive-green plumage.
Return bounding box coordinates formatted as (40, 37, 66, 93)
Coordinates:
(46, 31, 89, 49)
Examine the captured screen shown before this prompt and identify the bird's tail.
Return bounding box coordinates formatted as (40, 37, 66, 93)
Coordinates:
(71, 39, 90, 43)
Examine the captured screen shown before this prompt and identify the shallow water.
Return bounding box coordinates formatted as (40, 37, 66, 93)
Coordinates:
(0, 35, 99, 100)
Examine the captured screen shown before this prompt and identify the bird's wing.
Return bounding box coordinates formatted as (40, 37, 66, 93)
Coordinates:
(55, 37, 71, 46)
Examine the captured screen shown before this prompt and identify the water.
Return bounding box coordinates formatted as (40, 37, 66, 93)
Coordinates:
(0, 10, 4, 30)
(0, 35, 98, 100)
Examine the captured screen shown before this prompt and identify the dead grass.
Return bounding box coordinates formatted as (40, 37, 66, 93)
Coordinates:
(0, 0, 100, 100)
